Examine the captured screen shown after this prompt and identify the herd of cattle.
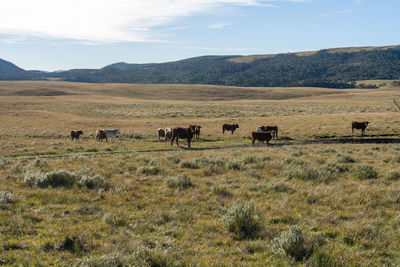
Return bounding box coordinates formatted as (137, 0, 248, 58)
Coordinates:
(70, 121, 370, 147)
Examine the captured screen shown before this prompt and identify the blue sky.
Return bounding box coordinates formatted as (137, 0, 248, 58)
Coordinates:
(0, 0, 399, 71)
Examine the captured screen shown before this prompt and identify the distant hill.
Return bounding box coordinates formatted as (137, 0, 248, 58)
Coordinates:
(0, 58, 47, 80)
(1, 45, 400, 87)
(0, 58, 26, 79)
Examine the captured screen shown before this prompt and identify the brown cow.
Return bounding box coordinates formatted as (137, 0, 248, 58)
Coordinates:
(171, 127, 193, 148)
(95, 129, 108, 142)
(222, 124, 239, 134)
(157, 128, 165, 141)
(251, 131, 272, 146)
(256, 125, 278, 139)
(71, 130, 83, 140)
(351, 121, 369, 135)
(189, 125, 201, 140)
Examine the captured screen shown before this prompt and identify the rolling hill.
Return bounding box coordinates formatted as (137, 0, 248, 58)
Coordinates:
(1, 45, 400, 88)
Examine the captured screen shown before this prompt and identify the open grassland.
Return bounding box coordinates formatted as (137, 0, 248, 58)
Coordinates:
(2, 81, 400, 265)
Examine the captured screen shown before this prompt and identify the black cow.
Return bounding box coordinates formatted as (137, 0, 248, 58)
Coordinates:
(222, 124, 239, 134)
(171, 127, 193, 148)
(251, 132, 272, 146)
(71, 130, 83, 140)
(256, 125, 278, 138)
(351, 121, 369, 135)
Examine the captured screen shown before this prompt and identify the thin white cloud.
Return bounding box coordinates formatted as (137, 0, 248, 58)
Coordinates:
(208, 23, 232, 29)
(0, 0, 308, 43)
(320, 8, 354, 17)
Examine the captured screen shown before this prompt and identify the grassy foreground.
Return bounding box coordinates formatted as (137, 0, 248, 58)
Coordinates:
(1, 81, 400, 266)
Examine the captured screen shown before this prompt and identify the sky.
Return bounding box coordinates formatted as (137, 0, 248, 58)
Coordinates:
(0, 0, 399, 71)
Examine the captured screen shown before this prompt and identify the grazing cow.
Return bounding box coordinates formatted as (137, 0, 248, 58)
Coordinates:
(157, 128, 166, 141)
(251, 131, 272, 146)
(352, 121, 370, 135)
(70, 130, 83, 140)
(103, 129, 120, 142)
(189, 125, 201, 140)
(165, 128, 172, 142)
(171, 127, 193, 148)
(95, 129, 107, 142)
(256, 125, 278, 139)
(222, 124, 239, 134)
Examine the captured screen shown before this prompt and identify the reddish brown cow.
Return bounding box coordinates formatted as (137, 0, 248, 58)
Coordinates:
(251, 131, 272, 146)
(95, 129, 108, 142)
(351, 121, 369, 135)
(189, 125, 201, 140)
(71, 130, 83, 140)
(171, 127, 193, 148)
(222, 124, 239, 134)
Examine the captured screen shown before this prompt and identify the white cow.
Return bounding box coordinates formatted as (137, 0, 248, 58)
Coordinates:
(104, 128, 120, 142)
(165, 128, 172, 142)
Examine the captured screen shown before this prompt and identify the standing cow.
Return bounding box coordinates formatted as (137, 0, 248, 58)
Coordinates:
(256, 125, 278, 139)
(95, 129, 108, 142)
(157, 128, 166, 141)
(165, 128, 173, 142)
(222, 124, 239, 134)
(251, 132, 272, 146)
(103, 129, 120, 142)
(351, 121, 369, 135)
(71, 130, 83, 140)
(171, 127, 193, 148)
(189, 125, 201, 140)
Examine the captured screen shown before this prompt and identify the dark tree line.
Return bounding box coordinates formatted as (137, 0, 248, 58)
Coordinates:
(2, 47, 400, 88)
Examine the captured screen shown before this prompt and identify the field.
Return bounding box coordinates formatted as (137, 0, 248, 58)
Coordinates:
(1, 81, 400, 266)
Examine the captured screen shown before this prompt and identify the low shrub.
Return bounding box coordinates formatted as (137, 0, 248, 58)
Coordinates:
(179, 160, 200, 169)
(22, 169, 104, 189)
(31, 157, 48, 168)
(334, 153, 356, 163)
(283, 166, 335, 183)
(0, 191, 14, 204)
(274, 226, 313, 261)
(390, 155, 400, 163)
(227, 159, 242, 170)
(78, 174, 105, 189)
(211, 184, 231, 197)
(352, 164, 378, 180)
(137, 166, 161, 176)
(222, 201, 263, 240)
(36, 169, 76, 188)
(386, 170, 400, 180)
(166, 174, 193, 190)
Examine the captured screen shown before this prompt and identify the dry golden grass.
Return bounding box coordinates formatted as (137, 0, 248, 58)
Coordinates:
(1, 81, 400, 265)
